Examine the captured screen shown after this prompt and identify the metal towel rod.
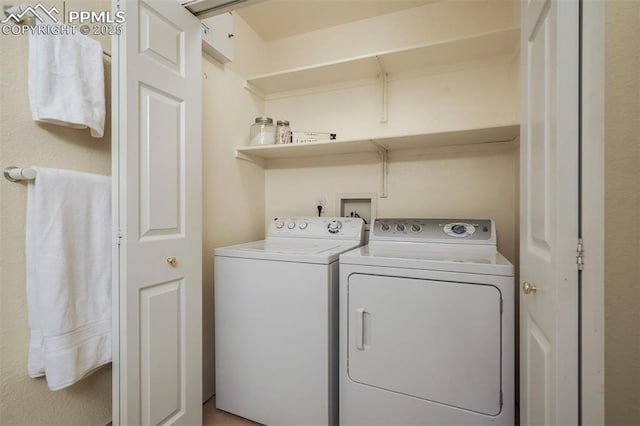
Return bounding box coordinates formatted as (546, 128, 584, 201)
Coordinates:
(4, 166, 36, 182)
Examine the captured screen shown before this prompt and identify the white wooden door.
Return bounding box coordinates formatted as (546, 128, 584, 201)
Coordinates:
(113, 0, 202, 424)
(520, 0, 579, 425)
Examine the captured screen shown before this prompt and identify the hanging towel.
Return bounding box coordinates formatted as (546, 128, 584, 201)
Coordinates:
(28, 23, 105, 138)
(26, 168, 112, 390)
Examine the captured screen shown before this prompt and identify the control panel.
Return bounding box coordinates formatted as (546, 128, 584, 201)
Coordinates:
(370, 218, 495, 244)
(268, 217, 365, 241)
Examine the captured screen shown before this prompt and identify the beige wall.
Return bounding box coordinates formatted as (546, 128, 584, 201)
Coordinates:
(0, 1, 112, 424)
(263, 0, 519, 73)
(201, 13, 266, 400)
(605, 1, 640, 425)
(258, 1, 520, 261)
(265, 144, 518, 263)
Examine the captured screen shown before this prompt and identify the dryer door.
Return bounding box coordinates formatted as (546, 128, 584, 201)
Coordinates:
(347, 274, 503, 416)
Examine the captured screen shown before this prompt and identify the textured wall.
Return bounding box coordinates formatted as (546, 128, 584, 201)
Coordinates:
(201, 14, 266, 401)
(605, 1, 640, 425)
(0, 1, 112, 424)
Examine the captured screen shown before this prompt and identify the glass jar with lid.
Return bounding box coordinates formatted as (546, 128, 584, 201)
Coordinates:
(275, 120, 291, 144)
(250, 117, 276, 146)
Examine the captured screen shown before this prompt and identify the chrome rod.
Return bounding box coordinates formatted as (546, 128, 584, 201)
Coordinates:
(4, 166, 36, 182)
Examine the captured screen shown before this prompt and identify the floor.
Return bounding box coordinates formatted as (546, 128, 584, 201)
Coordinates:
(203, 397, 261, 426)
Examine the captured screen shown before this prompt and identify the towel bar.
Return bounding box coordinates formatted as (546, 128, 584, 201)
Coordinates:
(4, 167, 36, 182)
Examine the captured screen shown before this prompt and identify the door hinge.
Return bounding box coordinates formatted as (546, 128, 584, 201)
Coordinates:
(114, 229, 123, 247)
(576, 238, 584, 270)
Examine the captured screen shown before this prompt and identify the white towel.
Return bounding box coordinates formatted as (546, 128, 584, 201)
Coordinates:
(26, 168, 112, 390)
(28, 23, 105, 138)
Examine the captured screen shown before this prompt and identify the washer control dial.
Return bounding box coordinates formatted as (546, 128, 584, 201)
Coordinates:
(452, 224, 466, 235)
(395, 224, 406, 232)
(327, 220, 342, 234)
(287, 222, 296, 229)
(443, 222, 476, 237)
(299, 222, 308, 230)
(411, 224, 422, 233)
(380, 223, 390, 231)
(275, 220, 284, 229)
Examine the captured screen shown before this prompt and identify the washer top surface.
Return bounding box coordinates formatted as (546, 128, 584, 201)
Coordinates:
(215, 217, 365, 264)
(341, 218, 513, 276)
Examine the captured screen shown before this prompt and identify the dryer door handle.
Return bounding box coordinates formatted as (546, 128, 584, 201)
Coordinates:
(356, 308, 366, 350)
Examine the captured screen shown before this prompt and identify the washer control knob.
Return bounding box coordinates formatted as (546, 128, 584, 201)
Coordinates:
(396, 224, 406, 232)
(275, 220, 284, 229)
(288, 222, 296, 229)
(451, 224, 467, 235)
(299, 222, 308, 230)
(411, 224, 422, 233)
(327, 220, 342, 234)
(380, 223, 390, 231)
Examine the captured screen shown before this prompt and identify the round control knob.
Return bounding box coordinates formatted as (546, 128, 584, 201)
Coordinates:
(288, 222, 296, 229)
(396, 224, 405, 232)
(411, 224, 422, 233)
(451, 224, 467, 235)
(380, 223, 390, 231)
(327, 220, 342, 234)
(275, 220, 284, 229)
(299, 222, 308, 230)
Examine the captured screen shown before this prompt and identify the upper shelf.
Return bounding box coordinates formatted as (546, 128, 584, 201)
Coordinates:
(245, 28, 520, 96)
(235, 124, 520, 162)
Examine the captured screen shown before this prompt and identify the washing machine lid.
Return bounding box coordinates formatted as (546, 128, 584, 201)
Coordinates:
(340, 243, 514, 276)
(215, 238, 362, 264)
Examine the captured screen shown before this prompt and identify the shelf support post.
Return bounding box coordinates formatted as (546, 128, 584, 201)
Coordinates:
(376, 56, 388, 124)
(372, 141, 388, 198)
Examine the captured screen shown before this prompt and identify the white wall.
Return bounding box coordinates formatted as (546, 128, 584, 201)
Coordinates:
(0, 1, 112, 424)
(264, 0, 519, 72)
(265, 144, 518, 263)
(201, 13, 267, 401)
(259, 1, 520, 261)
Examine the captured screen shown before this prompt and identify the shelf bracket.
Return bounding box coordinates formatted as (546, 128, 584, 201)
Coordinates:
(243, 81, 265, 100)
(234, 149, 265, 167)
(376, 56, 389, 124)
(372, 141, 388, 198)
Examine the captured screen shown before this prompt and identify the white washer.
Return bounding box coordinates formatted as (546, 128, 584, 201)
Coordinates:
(339, 218, 514, 425)
(215, 217, 365, 426)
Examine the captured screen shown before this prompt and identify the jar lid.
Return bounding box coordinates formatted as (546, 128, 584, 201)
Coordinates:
(276, 120, 290, 126)
(254, 117, 273, 124)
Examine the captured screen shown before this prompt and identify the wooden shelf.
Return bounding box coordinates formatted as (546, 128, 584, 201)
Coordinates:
(245, 28, 519, 96)
(235, 124, 520, 163)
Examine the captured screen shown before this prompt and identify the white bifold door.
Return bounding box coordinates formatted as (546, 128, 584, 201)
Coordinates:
(520, 0, 580, 424)
(113, 0, 202, 424)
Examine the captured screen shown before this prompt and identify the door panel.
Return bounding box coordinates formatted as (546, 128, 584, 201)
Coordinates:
(114, 0, 202, 424)
(139, 85, 185, 239)
(347, 274, 502, 416)
(139, 2, 185, 74)
(520, 0, 579, 424)
(140, 280, 184, 425)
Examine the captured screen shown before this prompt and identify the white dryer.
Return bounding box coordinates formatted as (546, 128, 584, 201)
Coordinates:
(215, 217, 364, 426)
(339, 218, 514, 425)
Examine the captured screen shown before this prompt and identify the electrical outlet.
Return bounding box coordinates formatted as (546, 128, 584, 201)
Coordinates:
(316, 197, 326, 209)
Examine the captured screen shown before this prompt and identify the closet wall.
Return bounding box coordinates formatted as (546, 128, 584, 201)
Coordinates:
(201, 14, 267, 401)
(258, 1, 521, 262)
(0, 1, 112, 424)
